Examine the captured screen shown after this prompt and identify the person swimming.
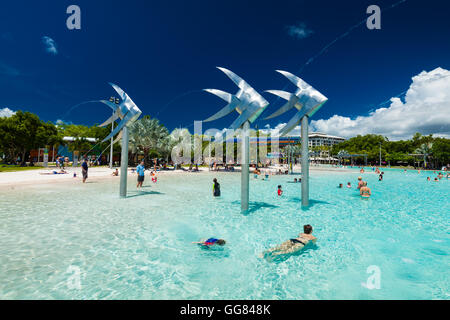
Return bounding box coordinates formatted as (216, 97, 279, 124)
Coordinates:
(213, 178, 221, 197)
(347, 182, 352, 188)
(277, 185, 283, 196)
(261, 225, 316, 260)
(338, 183, 343, 188)
(360, 181, 371, 198)
(193, 238, 226, 248)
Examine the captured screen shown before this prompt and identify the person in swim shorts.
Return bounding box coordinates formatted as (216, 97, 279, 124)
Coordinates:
(136, 161, 145, 189)
(277, 185, 283, 196)
(261, 225, 316, 259)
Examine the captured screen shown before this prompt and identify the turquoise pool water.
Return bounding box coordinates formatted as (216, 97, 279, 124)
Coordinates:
(0, 169, 449, 299)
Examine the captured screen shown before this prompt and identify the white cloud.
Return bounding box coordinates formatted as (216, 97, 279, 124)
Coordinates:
(286, 23, 314, 39)
(307, 67, 450, 140)
(0, 108, 16, 117)
(42, 36, 58, 55)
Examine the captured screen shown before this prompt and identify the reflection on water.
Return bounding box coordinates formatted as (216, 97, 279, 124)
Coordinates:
(0, 169, 448, 299)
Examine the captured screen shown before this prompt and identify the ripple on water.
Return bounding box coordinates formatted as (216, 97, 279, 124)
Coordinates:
(0, 170, 449, 299)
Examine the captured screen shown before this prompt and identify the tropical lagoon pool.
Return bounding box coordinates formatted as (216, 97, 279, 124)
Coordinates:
(0, 169, 449, 299)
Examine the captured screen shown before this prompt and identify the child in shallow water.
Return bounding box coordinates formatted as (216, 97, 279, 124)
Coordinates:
(193, 238, 226, 248)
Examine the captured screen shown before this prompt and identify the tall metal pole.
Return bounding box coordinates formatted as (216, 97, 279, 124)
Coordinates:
(120, 126, 129, 198)
(301, 116, 309, 207)
(241, 121, 250, 212)
(109, 119, 114, 169)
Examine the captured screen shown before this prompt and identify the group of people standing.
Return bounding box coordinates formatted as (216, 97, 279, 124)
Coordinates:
(338, 175, 372, 198)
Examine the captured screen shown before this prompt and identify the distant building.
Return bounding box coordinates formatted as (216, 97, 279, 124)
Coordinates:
(227, 132, 346, 147)
(308, 132, 346, 148)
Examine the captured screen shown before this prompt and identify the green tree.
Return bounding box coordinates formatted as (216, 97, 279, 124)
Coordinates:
(431, 138, 450, 166)
(128, 116, 171, 166)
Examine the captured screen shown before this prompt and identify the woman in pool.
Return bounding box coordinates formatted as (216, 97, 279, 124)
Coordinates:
(347, 182, 352, 188)
(360, 181, 371, 198)
(261, 225, 316, 258)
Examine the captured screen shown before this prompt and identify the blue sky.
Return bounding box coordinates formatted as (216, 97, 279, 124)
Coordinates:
(0, 0, 449, 139)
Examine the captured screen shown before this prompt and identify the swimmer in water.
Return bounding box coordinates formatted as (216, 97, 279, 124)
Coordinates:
(347, 182, 351, 188)
(277, 185, 283, 196)
(360, 181, 371, 198)
(338, 183, 343, 188)
(193, 238, 226, 248)
(357, 176, 364, 189)
(213, 178, 221, 197)
(261, 225, 316, 259)
(427, 177, 431, 181)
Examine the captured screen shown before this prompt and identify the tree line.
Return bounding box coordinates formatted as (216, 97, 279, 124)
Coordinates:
(330, 133, 450, 168)
(1, 111, 449, 168)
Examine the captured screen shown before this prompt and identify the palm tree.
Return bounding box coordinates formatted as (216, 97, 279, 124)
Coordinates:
(284, 144, 301, 173)
(414, 142, 433, 168)
(128, 116, 170, 166)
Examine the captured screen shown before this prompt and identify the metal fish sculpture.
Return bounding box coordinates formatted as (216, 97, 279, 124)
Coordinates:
(99, 83, 142, 142)
(204, 67, 269, 130)
(265, 70, 328, 136)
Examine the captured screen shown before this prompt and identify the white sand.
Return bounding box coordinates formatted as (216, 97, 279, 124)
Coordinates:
(0, 164, 354, 190)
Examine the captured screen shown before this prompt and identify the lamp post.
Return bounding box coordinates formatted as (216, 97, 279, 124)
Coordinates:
(108, 97, 119, 169)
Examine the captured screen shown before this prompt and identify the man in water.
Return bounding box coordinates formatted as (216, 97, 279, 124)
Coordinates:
(81, 158, 88, 183)
(136, 161, 145, 189)
(357, 176, 364, 189)
(213, 178, 221, 197)
(261, 225, 316, 259)
(360, 181, 371, 198)
(277, 185, 283, 196)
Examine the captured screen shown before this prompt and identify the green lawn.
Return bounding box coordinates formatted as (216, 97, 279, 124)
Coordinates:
(0, 165, 44, 172)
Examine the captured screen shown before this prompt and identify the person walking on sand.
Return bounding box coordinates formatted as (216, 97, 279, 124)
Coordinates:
(81, 158, 88, 183)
